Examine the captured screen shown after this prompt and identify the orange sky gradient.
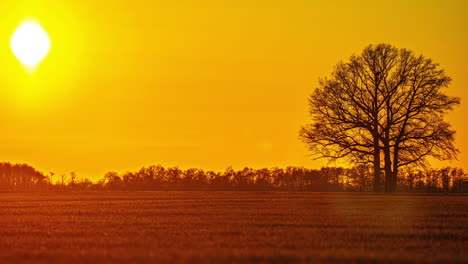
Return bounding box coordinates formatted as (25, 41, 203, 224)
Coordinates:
(0, 0, 466, 180)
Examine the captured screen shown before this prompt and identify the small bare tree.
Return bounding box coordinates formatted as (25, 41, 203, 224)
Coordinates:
(300, 44, 460, 192)
(70, 171, 77, 189)
(60, 174, 66, 189)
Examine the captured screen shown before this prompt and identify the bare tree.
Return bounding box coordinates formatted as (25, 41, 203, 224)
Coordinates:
(60, 174, 66, 189)
(70, 171, 77, 188)
(300, 43, 460, 192)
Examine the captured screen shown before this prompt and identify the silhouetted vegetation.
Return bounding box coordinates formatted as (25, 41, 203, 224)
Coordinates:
(0, 162, 49, 191)
(93, 165, 468, 192)
(3, 161, 464, 193)
(301, 43, 460, 193)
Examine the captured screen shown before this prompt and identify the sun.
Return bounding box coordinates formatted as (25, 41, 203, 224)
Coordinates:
(11, 20, 51, 69)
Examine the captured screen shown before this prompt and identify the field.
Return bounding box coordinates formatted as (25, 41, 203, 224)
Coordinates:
(0, 192, 466, 263)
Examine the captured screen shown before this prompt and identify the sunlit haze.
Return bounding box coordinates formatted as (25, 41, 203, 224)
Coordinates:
(0, 0, 466, 180)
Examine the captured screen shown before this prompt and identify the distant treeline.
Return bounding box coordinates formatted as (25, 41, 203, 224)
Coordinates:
(0, 163, 48, 190)
(1, 162, 467, 193)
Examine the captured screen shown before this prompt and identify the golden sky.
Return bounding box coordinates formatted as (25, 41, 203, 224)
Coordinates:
(0, 0, 466, 179)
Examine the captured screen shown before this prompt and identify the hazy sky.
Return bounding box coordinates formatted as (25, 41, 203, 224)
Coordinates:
(0, 0, 466, 180)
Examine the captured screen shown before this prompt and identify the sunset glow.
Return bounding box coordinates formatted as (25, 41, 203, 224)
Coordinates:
(0, 1, 466, 263)
(0, 0, 465, 180)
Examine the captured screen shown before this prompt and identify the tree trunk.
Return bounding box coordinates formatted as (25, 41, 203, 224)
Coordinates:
(391, 168, 398, 192)
(384, 171, 398, 192)
(384, 144, 394, 193)
(373, 137, 381, 192)
(390, 146, 400, 193)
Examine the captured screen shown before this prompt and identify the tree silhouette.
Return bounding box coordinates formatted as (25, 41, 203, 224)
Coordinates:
(0, 162, 48, 190)
(300, 43, 460, 192)
(0, 161, 465, 192)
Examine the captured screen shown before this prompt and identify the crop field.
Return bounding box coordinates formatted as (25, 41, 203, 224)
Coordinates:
(0, 192, 466, 263)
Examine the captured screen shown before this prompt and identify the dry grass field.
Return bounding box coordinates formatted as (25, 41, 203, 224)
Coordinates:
(0, 192, 466, 263)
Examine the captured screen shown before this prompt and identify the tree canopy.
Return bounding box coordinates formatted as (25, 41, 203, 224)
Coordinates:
(300, 43, 460, 192)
